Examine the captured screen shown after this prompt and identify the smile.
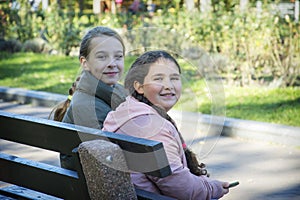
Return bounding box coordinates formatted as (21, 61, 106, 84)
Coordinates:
(103, 72, 118, 75)
(160, 93, 175, 97)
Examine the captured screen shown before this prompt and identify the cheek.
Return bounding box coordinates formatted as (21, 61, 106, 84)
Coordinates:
(93, 62, 106, 71)
(118, 61, 125, 70)
(144, 85, 162, 98)
(174, 82, 182, 94)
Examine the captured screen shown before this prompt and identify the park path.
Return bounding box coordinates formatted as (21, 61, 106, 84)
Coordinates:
(0, 100, 299, 200)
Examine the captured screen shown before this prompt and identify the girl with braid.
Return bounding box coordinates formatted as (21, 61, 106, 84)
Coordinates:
(103, 50, 230, 200)
(50, 26, 128, 170)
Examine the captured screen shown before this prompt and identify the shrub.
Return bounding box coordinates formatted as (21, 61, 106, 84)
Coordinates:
(116, 4, 300, 87)
(22, 38, 52, 53)
(0, 39, 22, 53)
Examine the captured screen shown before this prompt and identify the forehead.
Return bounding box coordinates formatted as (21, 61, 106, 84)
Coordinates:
(147, 58, 180, 75)
(89, 35, 123, 54)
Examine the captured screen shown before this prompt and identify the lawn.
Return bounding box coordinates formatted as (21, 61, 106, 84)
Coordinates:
(0, 52, 299, 127)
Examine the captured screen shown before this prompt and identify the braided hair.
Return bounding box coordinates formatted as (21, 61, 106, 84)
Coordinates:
(49, 76, 80, 121)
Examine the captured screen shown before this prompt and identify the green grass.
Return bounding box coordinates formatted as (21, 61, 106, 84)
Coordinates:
(1, 52, 299, 127)
(0, 52, 80, 93)
(223, 87, 300, 126)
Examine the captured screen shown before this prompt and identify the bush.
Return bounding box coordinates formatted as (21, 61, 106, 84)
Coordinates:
(0, 39, 22, 53)
(22, 38, 52, 53)
(113, 4, 300, 87)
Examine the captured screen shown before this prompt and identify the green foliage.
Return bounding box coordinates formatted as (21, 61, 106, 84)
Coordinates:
(42, 2, 81, 55)
(0, 1, 299, 87)
(1, 0, 81, 55)
(107, 2, 300, 87)
(0, 52, 299, 127)
(2, 0, 34, 42)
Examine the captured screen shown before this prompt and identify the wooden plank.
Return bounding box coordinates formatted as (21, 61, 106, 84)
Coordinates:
(0, 193, 17, 200)
(0, 153, 88, 199)
(0, 111, 171, 177)
(0, 185, 61, 200)
(0, 181, 178, 200)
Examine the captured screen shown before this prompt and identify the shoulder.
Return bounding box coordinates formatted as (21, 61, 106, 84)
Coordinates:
(111, 83, 127, 109)
(123, 100, 176, 137)
(114, 83, 128, 97)
(114, 83, 125, 91)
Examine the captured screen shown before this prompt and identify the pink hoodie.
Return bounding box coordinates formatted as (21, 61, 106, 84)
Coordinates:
(103, 96, 224, 200)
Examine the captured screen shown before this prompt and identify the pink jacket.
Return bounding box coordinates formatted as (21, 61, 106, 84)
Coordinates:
(103, 96, 224, 200)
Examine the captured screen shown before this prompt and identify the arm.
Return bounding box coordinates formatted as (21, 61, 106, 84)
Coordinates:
(146, 123, 228, 200)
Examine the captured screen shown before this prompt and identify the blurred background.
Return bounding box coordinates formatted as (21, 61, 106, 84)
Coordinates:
(0, 0, 299, 127)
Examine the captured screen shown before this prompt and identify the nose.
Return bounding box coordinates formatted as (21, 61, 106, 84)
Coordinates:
(162, 78, 174, 89)
(107, 58, 117, 68)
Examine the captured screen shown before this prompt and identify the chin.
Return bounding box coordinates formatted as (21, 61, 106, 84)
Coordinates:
(104, 79, 118, 86)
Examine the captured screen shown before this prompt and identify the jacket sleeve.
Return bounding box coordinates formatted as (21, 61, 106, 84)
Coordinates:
(146, 124, 224, 200)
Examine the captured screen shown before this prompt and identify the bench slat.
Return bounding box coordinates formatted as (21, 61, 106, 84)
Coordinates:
(0, 185, 61, 200)
(0, 111, 171, 178)
(0, 187, 178, 200)
(135, 189, 176, 200)
(0, 153, 88, 199)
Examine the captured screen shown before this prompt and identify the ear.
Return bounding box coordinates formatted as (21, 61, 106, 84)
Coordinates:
(133, 81, 144, 94)
(80, 56, 89, 71)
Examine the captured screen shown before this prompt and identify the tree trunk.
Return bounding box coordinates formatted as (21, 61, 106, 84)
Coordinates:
(79, 0, 84, 16)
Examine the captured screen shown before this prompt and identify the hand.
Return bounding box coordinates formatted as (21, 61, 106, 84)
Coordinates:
(222, 182, 230, 195)
(210, 180, 229, 199)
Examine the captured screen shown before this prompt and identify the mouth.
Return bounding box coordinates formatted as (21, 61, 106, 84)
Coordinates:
(103, 71, 118, 76)
(160, 93, 175, 97)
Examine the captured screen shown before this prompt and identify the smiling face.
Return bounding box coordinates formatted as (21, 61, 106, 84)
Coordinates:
(80, 35, 124, 85)
(134, 58, 182, 111)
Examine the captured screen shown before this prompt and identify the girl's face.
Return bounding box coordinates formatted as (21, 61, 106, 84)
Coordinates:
(135, 58, 182, 112)
(80, 36, 124, 86)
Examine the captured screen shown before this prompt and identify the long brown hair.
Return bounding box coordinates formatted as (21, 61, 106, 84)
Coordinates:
(49, 26, 125, 122)
(125, 50, 208, 176)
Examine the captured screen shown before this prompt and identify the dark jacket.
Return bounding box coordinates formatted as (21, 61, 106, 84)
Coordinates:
(61, 70, 127, 169)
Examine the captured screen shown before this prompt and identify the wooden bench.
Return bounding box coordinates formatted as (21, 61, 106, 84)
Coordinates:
(0, 111, 175, 200)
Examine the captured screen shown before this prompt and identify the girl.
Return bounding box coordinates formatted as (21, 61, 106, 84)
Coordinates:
(51, 26, 128, 170)
(103, 50, 230, 200)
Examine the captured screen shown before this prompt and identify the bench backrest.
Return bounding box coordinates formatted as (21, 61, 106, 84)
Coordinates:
(0, 111, 171, 199)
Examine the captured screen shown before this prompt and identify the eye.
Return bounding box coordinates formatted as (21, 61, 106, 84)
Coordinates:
(97, 55, 106, 60)
(170, 74, 180, 80)
(153, 77, 163, 81)
(171, 76, 180, 81)
(115, 54, 124, 60)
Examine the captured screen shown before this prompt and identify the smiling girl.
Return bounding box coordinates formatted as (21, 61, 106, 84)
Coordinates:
(103, 50, 230, 200)
(56, 26, 128, 170)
